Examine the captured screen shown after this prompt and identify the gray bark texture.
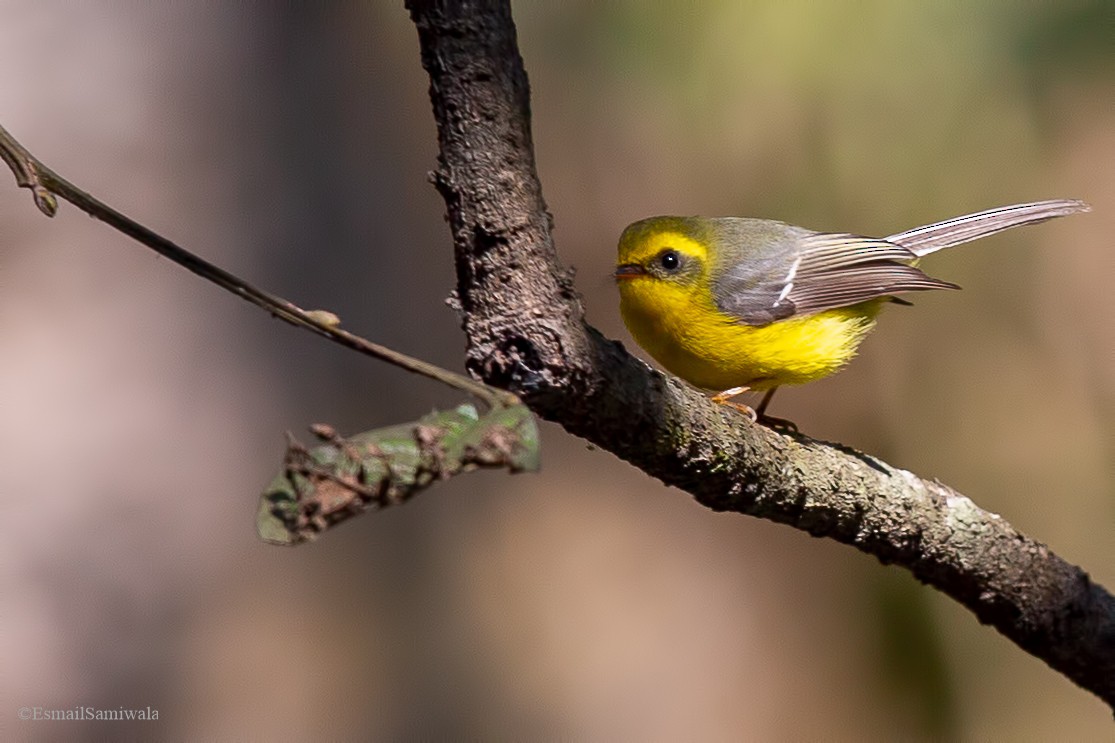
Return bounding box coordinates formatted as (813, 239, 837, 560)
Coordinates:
(406, 0, 1115, 707)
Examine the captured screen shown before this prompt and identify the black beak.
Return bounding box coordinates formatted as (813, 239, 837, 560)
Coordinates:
(613, 264, 646, 280)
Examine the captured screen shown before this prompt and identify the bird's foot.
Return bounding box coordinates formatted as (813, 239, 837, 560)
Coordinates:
(710, 386, 757, 423)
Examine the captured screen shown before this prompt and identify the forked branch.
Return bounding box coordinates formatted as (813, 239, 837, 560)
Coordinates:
(406, 0, 1115, 707)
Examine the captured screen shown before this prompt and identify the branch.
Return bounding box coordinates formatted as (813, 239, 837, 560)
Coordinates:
(406, 0, 1115, 707)
(0, 124, 514, 409)
(258, 404, 539, 545)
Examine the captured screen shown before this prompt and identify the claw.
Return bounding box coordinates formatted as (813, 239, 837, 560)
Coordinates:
(710, 386, 757, 422)
(712, 385, 797, 430)
(757, 414, 798, 433)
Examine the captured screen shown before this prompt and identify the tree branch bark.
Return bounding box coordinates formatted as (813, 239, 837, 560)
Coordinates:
(406, 0, 1115, 707)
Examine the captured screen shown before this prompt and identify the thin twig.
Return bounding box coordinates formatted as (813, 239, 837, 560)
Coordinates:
(0, 123, 515, 409)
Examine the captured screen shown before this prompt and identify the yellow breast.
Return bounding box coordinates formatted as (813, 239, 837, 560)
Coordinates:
(618, 277, 880, 391)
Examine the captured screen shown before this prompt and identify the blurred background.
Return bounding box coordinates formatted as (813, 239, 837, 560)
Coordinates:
(1, 1, 1112, 739)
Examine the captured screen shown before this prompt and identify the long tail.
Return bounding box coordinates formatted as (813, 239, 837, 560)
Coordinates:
(887, 199, 1090, 257)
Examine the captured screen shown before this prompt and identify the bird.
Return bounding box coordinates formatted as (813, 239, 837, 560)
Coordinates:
(614, 199, 1090, 423)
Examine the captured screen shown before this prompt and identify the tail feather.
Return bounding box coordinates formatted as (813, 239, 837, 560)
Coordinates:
(887, 199, 1090, 257)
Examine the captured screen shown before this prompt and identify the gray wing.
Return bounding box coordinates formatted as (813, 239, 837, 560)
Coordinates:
(715, 229, 957, 326)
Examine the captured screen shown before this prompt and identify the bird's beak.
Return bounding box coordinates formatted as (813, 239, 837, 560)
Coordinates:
(613, 264, 646, 280)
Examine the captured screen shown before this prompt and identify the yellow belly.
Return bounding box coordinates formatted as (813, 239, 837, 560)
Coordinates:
(619, 281, 880, 391)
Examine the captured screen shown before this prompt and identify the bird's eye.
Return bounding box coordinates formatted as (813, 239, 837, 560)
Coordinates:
(658, 249, 681, 271)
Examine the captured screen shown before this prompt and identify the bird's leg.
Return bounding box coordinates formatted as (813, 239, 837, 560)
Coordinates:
(756, 387, 777, 417)
(754, 386, 798, 432)
(710, 386, 756, 422)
